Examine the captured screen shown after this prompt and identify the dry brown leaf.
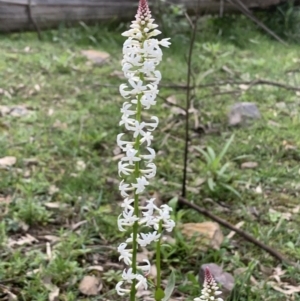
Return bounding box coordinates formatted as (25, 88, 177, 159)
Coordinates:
(43, 235, 60, 243)
(34, 84, 41, 92)
(282, 140, 297, 150)
(241, 162, 258, 169)
(0, 156, 17, 168)
(109, 70, 125, 79)
(181, 222, 224, 250)
(23, 158, 39, 166)
(48, 286, 59, 301)
(48, 108, 54, 116)
(48, 185, 59, 195)
(270, 266, 286, 283)
(8, 233, 38, 247)
(72, 220, 87, 230)
(239, 84, 249, 90)
(53, 120, 67, 130)
(268, 281, 300, 295)
(79, 275, 102, 296)
(292, 205, 300, 214)
(44, 202, 67, 209)
(0, 195, 12, 205)
(86, 265, 104, 272)
(76, 160, 86, 171)
(2, 287, 18, 301)
(255, 185, 263, 194)
(0, 105, 11, 115)
(46, 242, 52, 260)
(268, 120, 281, 127)
(226, 221, 245, 239)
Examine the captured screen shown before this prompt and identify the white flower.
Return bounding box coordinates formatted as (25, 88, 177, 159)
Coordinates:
(121, 148, 141, 165)
(119, 84, 131, 98)
(117, 133, 134, 151)
(118, 210, 139, 231)
(140, 147, 156, 162)
(116, 281, 130, 296)
(141, 162, 156, 179)
(119, 114, 135, 129)
(118, 161, 134, 176)
(140, 131, 153, 146)
(144, 116, 159, 131)
(156, 205, 175, 232)
(121, 198, 134, 212)
(162, 219, 175, 232)
(135, 274, 148, 290)
(121, 102, 136, 116)
(122, 268, 136, 282)
(140, 60, 156, 75)
(128, 79, 147, 94)
(140, 198, 158, 214)
(127, 120, 146, 138)
(160, 38, 171, 47)
(137, 231, 161, 246)
(137, 259, 151, 275)
(140, 92, 157, 109)
(124, 53, 143, 66)
(118, 243, 132, 265)
(132, 176, 149, 194)
(119, 180, 133, 197)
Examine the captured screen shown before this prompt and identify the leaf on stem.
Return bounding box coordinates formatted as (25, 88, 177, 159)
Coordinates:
(162, 270, 176, 301)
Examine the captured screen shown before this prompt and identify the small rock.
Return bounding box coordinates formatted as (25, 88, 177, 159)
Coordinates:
(228, 102, 260, 126)
(79, 275, 102, 296)
(0, 156, 17, 168)
(199, 263, 234, 299)
(181, 222, 224, 250)
(81, 50, 110, 66)
(275, 102, 287, 110)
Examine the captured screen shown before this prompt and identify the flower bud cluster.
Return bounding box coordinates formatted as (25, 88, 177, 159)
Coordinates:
(194, 268, 224, 301)
(116, 0, 175, 296)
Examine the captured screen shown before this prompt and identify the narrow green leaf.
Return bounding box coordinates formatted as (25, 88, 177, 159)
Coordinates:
(220, 183, 241, 198)
(219, 134, 234, 162)
(218, 162, 231, 177)
(168, 196, 178, 212)
(162, 270, 176, 301)
(207, 147, 216, 161)
(207, 177, 215, 191)
(194, 147, 211, 164)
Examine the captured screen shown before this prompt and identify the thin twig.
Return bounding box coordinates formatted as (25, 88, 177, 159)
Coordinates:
(178, 196, 298, 268)
(157, 95, 186, 112)
(181, 7, 199, 198)
(92, 78, 300, 93)
(226, 0, 287, 46)
(27, 0, 42, 40)
(160, 78, 300, 92)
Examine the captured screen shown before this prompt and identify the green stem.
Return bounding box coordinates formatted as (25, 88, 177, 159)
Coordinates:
(155, 220, 163, 300)
(129, 92, 142, 301)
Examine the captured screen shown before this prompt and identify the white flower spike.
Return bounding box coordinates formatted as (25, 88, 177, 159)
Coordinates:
(116, 0, 175, 297)
(194, 268, 224, 301)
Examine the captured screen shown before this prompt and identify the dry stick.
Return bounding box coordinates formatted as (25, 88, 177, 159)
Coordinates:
(160, 78, 300, 92)
(227, 0, 287, 46)
(27, 0, 42, 40)
(181, 9, 198, 198)
(178, 196, 298, 268)
(93, 78, 300, 93)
